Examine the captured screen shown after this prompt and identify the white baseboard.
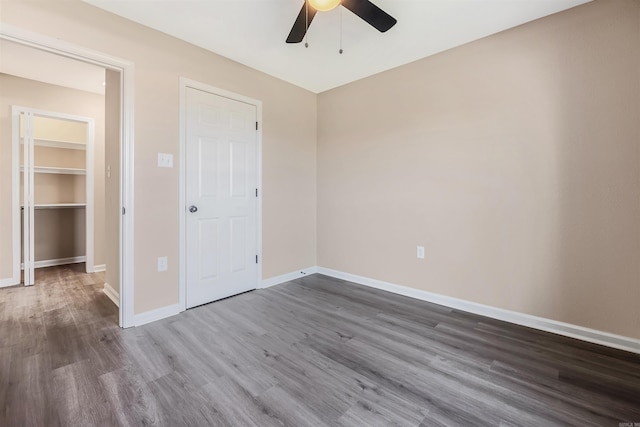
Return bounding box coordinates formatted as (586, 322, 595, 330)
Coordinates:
(21, 256, 86, 270)
(261, 266, 318, 289)
(316, 267, 640, 355)
(94, 264, 106, 273)
(130, 267, 318, 327)
(0, 276, 20, 288)
(103, 282, 119, 307)
(133, 303, 183, 327)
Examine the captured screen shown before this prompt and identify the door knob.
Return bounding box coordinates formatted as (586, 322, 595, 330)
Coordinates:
(189, 205, 198, 213)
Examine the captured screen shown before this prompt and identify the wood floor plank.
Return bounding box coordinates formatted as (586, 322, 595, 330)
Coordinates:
(51, 359, 118, 426)
(143, 320, 226, 387)
(99, 365, 161, 426)
(116, 327, 174, 383)
(1, 265, 639, 427)
(199, 376, 285, 427)
(3, 353, 52, 427)
(146, 370, 228, 426)
(255, 385, 330, 427)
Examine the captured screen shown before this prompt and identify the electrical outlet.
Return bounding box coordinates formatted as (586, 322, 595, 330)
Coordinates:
(157, 256, 168, 272)
(417, 246, 425, 259)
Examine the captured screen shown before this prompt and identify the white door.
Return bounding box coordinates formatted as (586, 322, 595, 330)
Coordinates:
(20, 110, 35, 286)
(185, 87, 258, 309)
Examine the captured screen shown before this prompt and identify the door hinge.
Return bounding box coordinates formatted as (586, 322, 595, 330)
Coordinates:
(122, 207, 125, 215)
(255, 121, 258, 130)
(256, 188, 258, 197)
(256, 255, 259, 264)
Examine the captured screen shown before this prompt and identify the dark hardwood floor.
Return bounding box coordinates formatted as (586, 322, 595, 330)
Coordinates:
(1, 265, 639, 426)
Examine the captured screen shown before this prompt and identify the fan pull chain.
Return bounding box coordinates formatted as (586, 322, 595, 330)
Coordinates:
(305, 0, 309, 48)
(339, 7, 343, 54)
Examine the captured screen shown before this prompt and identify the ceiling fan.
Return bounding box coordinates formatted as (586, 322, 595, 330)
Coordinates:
(286, 0, 397, 44)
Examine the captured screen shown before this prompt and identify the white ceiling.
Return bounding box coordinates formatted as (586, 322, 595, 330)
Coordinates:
(82, 0, 590, 93)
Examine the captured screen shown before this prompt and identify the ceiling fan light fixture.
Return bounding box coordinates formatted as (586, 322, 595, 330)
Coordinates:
(308, 0, 341, 12)
(286, 0, 396, 44)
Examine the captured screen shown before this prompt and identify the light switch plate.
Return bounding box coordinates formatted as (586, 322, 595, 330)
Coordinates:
(157, 256, 168, 272)
(417, 246, 425, 259)
(158, 153, 173, 168)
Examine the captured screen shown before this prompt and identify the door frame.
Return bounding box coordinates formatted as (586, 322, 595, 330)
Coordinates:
(178, 78, 263, 312)
(13, 106, 95, 283)
(0, 24, 136, 328)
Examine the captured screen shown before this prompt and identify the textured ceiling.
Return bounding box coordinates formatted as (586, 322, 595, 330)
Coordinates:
(82, 0, 590, 93)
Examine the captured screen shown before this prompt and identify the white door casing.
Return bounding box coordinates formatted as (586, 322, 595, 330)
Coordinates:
(185, 87, 259, 308)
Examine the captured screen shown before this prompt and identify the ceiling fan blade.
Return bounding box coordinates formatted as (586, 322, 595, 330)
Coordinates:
(341, 0, 397, 33)
(286, 2, 318, 43)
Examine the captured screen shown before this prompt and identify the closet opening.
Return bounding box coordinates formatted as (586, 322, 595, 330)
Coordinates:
(18, 108, 95, 285)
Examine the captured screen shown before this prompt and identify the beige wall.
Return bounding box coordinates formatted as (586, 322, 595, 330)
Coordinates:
(318, 0, 640, 339)
(104, 69, 121, 296)
(29, 115, 87, 143)
(32, 209, 86, 261)
(3, 0, 635, 340)
(0, 0, 317, 314)
(19, 209, 86, 262)
(0, 73, 106, 273)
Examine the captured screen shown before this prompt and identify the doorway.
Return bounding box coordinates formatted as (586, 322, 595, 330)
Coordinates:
(0, 28, 134, 327)
(181, 81, 262, 309)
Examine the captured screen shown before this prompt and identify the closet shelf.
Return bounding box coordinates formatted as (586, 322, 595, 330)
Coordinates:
(21, 137, 86, 150)
(21, 203, 86, 210)
(40, 203, 86, 209)
(20, 166, 86, 175)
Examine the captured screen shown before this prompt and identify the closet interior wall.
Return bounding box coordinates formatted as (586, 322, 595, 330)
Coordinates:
(19, 113, 90, 274)
(0, 73, 106, 283)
